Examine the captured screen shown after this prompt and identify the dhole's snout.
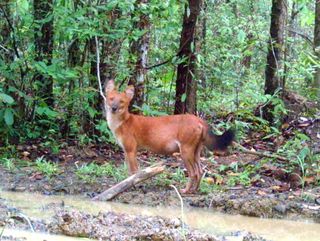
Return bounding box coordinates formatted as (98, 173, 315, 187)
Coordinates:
(111, 104, 118, 113)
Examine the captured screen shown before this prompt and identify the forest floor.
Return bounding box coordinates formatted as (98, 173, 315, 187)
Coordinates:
(0, 134, 319, 223)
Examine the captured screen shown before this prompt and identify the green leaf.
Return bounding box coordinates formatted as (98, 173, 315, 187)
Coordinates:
(36, 106, 58, 118)
(87, 106, 97, 118)
(181, 93, 187, 102)
(4, 108, 14, 126)
(298, 147, 310, 161)
(237, 30, 246, 43)
(0, 93, 14, 104)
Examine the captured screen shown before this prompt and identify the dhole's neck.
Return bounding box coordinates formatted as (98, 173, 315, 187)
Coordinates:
(106, 109, 131, 133)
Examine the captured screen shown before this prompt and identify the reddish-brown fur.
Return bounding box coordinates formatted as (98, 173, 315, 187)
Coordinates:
(104, 80, 233, 193)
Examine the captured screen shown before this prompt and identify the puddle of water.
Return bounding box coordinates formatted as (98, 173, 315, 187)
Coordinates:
(1, 190, 320, 241)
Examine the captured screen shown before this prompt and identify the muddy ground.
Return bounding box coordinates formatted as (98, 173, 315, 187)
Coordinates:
(0, 142, 319, 224)
(0, 197, 268, 241)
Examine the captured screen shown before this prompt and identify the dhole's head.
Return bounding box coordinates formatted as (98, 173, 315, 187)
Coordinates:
(104, 80, 134, 115)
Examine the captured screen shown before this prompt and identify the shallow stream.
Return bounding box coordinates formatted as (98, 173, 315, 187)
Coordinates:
(1, 191, 319, 241)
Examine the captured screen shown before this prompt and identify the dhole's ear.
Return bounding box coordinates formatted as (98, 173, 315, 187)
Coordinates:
(105, 79, 115, 95)
(125, 85, 134, 100)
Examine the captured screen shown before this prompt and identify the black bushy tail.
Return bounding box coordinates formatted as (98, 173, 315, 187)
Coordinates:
(205, 129, 235, 151)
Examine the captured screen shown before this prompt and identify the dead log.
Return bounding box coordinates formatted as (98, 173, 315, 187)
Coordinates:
(92, 163, 165, 201)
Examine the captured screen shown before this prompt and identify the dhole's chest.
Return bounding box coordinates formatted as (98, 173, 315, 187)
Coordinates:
(106, 111, 124, 147)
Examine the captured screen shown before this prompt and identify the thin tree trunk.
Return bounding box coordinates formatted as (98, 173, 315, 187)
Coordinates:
(263, 0, 287, 121)
(314, 0, 320, 106)
(264, 0, 287, 95)
(63, 38, 80, 137)
(0, 1, 13, 62)
(283, 2, 300, 91)
(128, 0, 150, 111)
(33, 0, 54, 107)
(174, 0, 201, 114)
(200, 0, 207, 88)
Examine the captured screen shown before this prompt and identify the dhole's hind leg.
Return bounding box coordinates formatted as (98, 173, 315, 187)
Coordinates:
(180, 147, 197, 194)
(191, 144, 203, 192)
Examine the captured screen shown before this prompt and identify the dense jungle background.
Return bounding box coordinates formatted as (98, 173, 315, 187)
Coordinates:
(0, 0, 320, 216)
(0, 0, 320, 240)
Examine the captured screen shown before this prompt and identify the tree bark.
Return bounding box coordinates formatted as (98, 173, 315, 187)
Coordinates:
(263, 0, 287, 121)
(314, 0, 320, 106)
(0, 1, 13, 62)
(174, 0, 201, 114)
(128, 0, 150, 111)
(33, 0, 54, 107)
(264, 0, 287, 95)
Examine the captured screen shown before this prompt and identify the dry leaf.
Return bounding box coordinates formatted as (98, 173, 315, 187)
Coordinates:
(205, 177, 215, 185)
(257, 190, 267, 196)
(271, 185, 281, 191)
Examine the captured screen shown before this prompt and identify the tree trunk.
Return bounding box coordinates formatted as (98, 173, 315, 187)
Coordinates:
(263, 0, 287, 121)
(314, 0, 320, 106)
(264, 0, 287, 95)
(200, 0, 207, 88)
(128, 0, 150, 111)
(62, 38, 80, 137)
(174, 0, 201, 114)
(0, 1, 13, 62)
(283, 2, 301, 91)
(33, 0, 54, 107)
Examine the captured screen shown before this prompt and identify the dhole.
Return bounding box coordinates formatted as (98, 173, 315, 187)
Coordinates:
(104, 80, 234, 193)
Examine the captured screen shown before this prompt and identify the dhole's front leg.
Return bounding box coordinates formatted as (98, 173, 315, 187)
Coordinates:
(124, 150, 138, 175)
(122, 138, 139, 175)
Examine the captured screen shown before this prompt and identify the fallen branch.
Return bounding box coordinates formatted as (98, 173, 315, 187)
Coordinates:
(233, 142, 289, 162)
(92, 163, 165, 201)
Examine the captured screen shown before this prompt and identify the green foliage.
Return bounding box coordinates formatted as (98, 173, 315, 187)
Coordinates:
(218, 159, 269, 188)
(0, 0, 319, 190)
(95, 120, 117, 144)
(226, 170, 251, 187)
(76, 162, 112, 183)
(171, 167, 187, 184)
(112, 164, 128, 182)
(0, 87, 16, 142)
(35, 156, 59, 178)
(133, 104, 168, 116)
(0, 158, 16, 172)
(154, 172, 173, 187)
(0, 0, 318, 145)
(154, 168, 187, 187)
(75, 162, 128, 183)
(277, 133, 310, 162)
(199, 180, 219, 194)
(277, 132, 318, 188)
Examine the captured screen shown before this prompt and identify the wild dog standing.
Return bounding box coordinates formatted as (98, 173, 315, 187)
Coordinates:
(104, 80, 234, 193)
